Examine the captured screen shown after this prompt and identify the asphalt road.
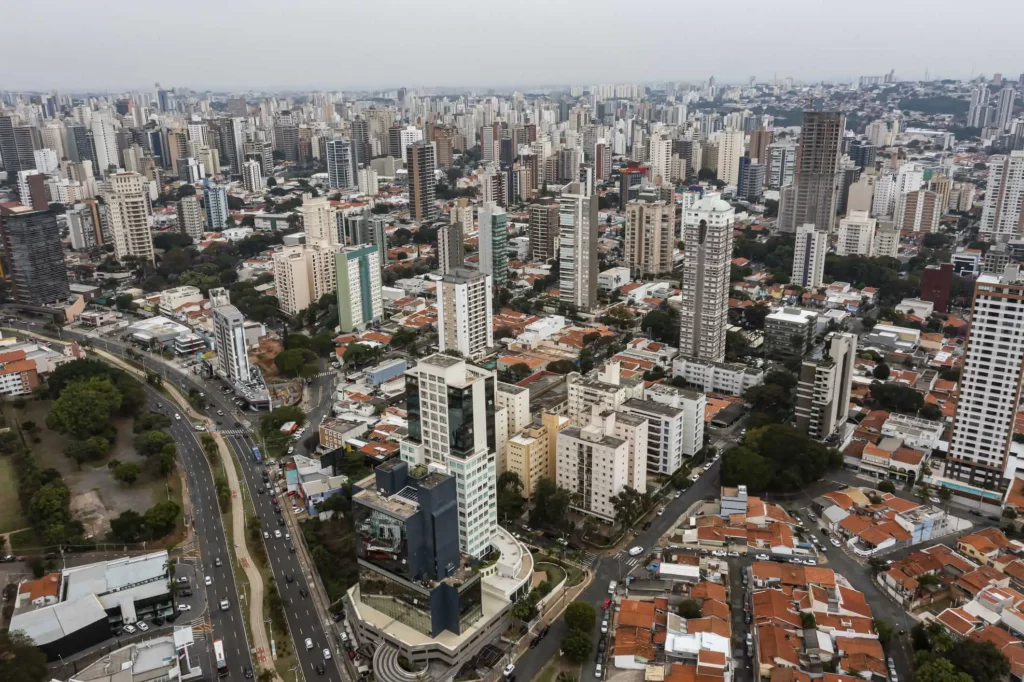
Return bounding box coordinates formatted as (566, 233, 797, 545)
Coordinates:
(512, 458, 723, 682)
(145, 387, 255, 681)
(4, 320, 345, 682)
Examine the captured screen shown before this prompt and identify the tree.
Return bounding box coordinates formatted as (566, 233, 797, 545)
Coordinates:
(0, 629, 49, 682)
(561, 628, 593, 664)
(945, 638, 1011, 682)
(47, 377, 122, 439)
(873, 363, 891, 380)
(874, 618, 893, 645)
(143, 500, 181, 538)
(530, 478, 571, 530)
(744, 384, 792, 423)
(113, 461, 142, 485)
(342, 342, 381, 368)
(497, 471, 526, 523)
(546, 359, 576, 374)
(678, 599, 702, 619)
(870, 382, 924, 413)
(564, 601, 597, 632)
(919, 403, 943, 421)
(110, 509, 147, 542)
(914, 658, 972, 682)
(878, 479, 896, 494)
(64, 436, 110, 465)
(800, 612, 817, 629)
(274, 348, 312, 375)
(610, 486, 649, 529)
(135, 430, 174, 457)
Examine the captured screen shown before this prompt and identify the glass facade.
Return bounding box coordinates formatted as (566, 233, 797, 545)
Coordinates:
(457, 581, 483, 633)
(448, 385, 475, 457)
(354, 505, 411, 579)
(358, 564, 433, 635)
(406, 375, 421, 442)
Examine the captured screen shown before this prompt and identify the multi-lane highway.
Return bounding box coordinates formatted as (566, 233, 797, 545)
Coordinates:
(144, 386, 255, 680)
(3, 319, 345, 681)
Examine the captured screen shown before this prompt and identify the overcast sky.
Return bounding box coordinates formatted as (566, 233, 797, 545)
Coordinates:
(4, 0, 1023, 92)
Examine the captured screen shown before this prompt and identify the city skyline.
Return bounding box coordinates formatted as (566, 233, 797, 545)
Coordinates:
(3, 0, 1024, 91)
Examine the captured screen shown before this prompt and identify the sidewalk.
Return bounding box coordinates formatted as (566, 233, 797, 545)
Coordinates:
(93, 349, 277, 679)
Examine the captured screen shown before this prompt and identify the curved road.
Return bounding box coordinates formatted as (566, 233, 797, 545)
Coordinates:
(5, 320, 345, 682)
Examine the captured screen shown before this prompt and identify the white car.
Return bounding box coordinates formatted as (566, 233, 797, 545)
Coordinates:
(205, 576, 212, 586)
(755, 554, 769, 561)
(627, 546, 644, 557)
(287, 446, 294, 454)
(830, 538, 841, 547)
(123, 624, 136, 634)
(305, 638, 314, 650)
(174, 413, 181, 420)
(727, 551, 740, 557)
(178, 604, 192, 611)
(711, 550, 727, 557)
(285, 533, 291, 540)
(657, 507, 666, 516)
(674, 491, 682, 498)
(137, 621, 149, 631)
(274, 530, 282, 538)
(263, 531, 270, 539)
(194, 424, 205, 432)
(503, 664, 515, 677)
(601, 620, 608, 634)
(323, 648, 332, 660)
(690, 474, 699, 482)
(804, 559, 817, 566)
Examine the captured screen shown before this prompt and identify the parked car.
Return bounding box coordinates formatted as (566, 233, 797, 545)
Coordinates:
(178, 604, 192, 611)
(123, 624, 136, 634)
(137, 622, 149, 631)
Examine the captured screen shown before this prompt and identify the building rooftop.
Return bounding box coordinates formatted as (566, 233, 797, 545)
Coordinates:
(766, 307, 818, 325)
(623, 398, 684, 417)
(419, 353, 464, 369)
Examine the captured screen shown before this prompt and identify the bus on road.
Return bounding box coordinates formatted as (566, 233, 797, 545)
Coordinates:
(252, 446, 262, 462)
(213, 639, 228, 677)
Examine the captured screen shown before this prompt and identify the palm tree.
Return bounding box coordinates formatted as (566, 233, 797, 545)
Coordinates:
(916, 482, 932, 505)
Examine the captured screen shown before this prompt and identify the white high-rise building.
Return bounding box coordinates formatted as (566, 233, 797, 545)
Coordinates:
(836, 210, 877, 256)
(104, 172, 154, 263)
(437, 268, 493, 360)
(397, 125, 423, 163)
(40, 123, 66, 161)
(981, 151, 1024, 242)
(325, 138, 357, 190)
(176, 195, 204, 241)
(358, 166, 378, 195)
(947, 266, 1024, 491)
(301, 194, 339, 244)
(873, 224, 900, 259)
(796, 332, 856, 441)
(792, 223, 827, 288)
(213, 304, 251, 384)
(33, 148, 59, 175)
(178, 157, 205, 184)
(558, 182, 599, 312)
(622, 393, 704, 476)
(766, 141, 796, 189)
(272, 246, 311, 317)
(872, 173, 897, 216)
(335, 244, 383, 333)
(717, 128, 745, 186)
(556, 409, 647, 522)
(968, 86, 991, 128)
(241, 159, 263, 193)
(997, 88, 1017, 132)
(400, 354, 498, 558)
(648, 135, 672, 184)
(90, 114, 119, 175)
(679, 193, 734, 363)
(203, 183, 228, 230)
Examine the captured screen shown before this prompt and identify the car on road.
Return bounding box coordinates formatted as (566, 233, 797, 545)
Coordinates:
(595, 663, 603, 678)
(299, 587, 308, 598)
(315, 665, 325, 676)
(503, 664, 515, 677)
(689, 474, 699, 482)
(305, 638, 314, 650)
(804, 559, 817, 566)
(263, 531, 270, 539)
(258, 487, 265, 494)
(179, 589, 192, 597)
(323, 648, 332, 660)
(727, 551, 740, 557)
(642, 521, 652, 531)
(289, 544, 296, 553)
(711, 550, 726, 557)
(123, 624, 136, 634)
(244, 666, 254, 679)
(288, 446, 294, 454)
(601, 619, 608, 634)
(608, 580, 617, 593)
(278, 517, 285, 526)
(830, 538, 841, 547)
(175, 413, 181, 420)
(674, 491, 682, 498)
(137, 622, 149, 631)
(178, 604, 191, 611)
(657, 507, 666, 516)
(205, 576, 212, 586)
(602, 599, 612, 610)
(220, 599, 229, 611)
(214, 558, 222, 567)
(176, 576, 189, 583)
(755, 554, 769, 560)
(285, 533, 290, 540)
(286, 573, 295, 583)
(274, 530, 282, 538)
(627, 546, 643, 557)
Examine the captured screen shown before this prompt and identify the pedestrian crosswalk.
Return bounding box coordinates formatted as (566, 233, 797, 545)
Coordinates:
(619, 555, 643, 569)
(219, 429, 247, 436)
(580, 552, 600, 568)
(313, 371, 335, 378)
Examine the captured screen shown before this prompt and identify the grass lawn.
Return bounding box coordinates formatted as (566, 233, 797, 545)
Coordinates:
(0, 456, 27, 535)
(9, 528, 40, 551)
(535, 562, 568, 588)
(535, 553, 586, 587)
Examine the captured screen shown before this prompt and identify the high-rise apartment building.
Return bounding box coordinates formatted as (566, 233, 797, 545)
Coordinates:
(0, 203, 71, 307)
(90, 115, 119, 175)
(478, 202, 508, 285)
(894, 189, 941, 233)
(947, 266, 1024, 490)
(0, 116, 40, 173)
(176, 195, 204, 241)
(778, 111, 845, 233)
(558, 183, 599, 312)
(920, 263, 954, 314)
(980, 151, 1024, 242)
(300, 194, 338, 244)
(407, 141, 437, 223)
(792, 223, 827, 288)
(997, 87, 1017, 132)
(105, 172, 154, 263)
(968, 86, 991, 128)
(795, 332, 856, 441)
(717, 128, 745, 186)
(529, 200, 558, 263)
(177, 157, 205, 184)
(648, 135, 673, 184)
(66, 200, 109, 251)
(621, 394, 705, 476)
(679, 194, 734, 362)
(766, 141, 797, 189)
(400, 354, 498, 558)
(836, 210, 877, 256)
(203, 183, 228, 231)
(624, 194, 675, 277)
(437, 268, 493, 360)
(438, 222, 465, 275)
(335, 245, 383, 333)
(737, 156, 765, 199)
(213, 303, 251, 384)
(748, 128, 772, 166)
(272, 246, 311, 317)
(241, 159, 263, 193)
(873, 224, 900, 259)
(325, 138, 357, 190)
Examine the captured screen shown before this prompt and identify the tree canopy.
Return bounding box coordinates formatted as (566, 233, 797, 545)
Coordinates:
(0, 630, 49, 682)
(721, 424, 841, 493)
(564, 601, 596, 632)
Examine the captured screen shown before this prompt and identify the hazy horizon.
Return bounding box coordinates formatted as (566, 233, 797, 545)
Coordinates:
(3, 0, 1023, 92)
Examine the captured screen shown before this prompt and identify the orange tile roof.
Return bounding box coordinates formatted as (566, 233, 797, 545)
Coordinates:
(19, 574, 60, 601)
(937, 606, 980, 636)
(757, 624, 802, 666)
(690, 581, 727, 601)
